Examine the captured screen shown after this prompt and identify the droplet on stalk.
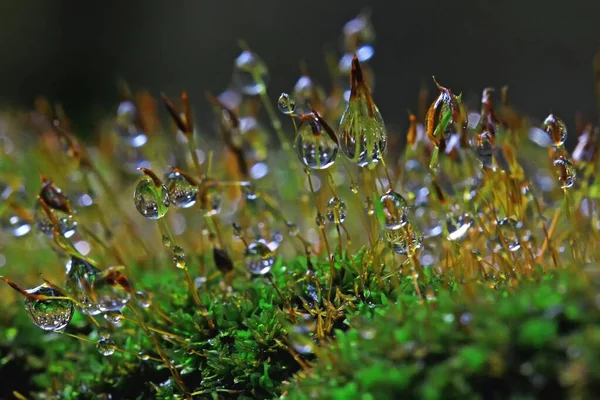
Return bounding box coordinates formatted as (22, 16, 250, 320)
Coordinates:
(474, 131, 494, 169)
(380, 190, 408, 230)
(542, 113, 567, 147)
(385, 223, 423, 255)
(277, 93, 296, 115)
(232, 50, 269, 95)
(90, 266, 132, 313)
(134, 169, 170, 219)
(25, 283, 74, 331)
(197, 179, 222, 216)
(495, 218, 522, 252)
(339, 56, 387, 169)
(35, 178, 77, 238)
(325, 197, 348, 224)
(446, 212, 474, 241)
(244, 241, 275, 275)
(553, 156, 576, 189)
(96, 336, 116, 356)
(66, 256, 103, 315)
(295, 110, 339, 170)
(165, 170, 198, 209)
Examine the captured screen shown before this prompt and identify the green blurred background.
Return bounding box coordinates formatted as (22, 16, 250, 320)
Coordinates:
(0, 0, 598, 139)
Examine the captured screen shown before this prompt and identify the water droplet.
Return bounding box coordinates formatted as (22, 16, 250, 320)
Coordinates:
(66, 256, 103, 315)
(197, 179, 222, 216)
(385, 223, 423, 255)
(495, 218, 521, 252)
(277, 93, 296, 115)
(364, 197, 375, 215)
(553, 156, 576, 189)
(474, 131, 494, 168)
(244, 241, 275, 275)
(350, 182, 359, 194)
(91, 266, 131, 313)
(135, 291, 152, 308)
(104, 311, 123, 327)
(34, 203, 77, 238)
(138, 352, 150, 361)
(96, 337, 116, 356)
(24, 283, 74, 331)
(242, 182, 257, 201)
(325, 197, 348, 224)
(134, 177, 170, 219)
(542, 113, 567, 147)
(315, 213, 327, 228)
(380, 190, 408, 230)
(232, 50, 269, 95)
(165, 171, 198, 209)
(294, 119, 338, 170)
(285, 221, 299, 236)
(446, 213, 473, 241)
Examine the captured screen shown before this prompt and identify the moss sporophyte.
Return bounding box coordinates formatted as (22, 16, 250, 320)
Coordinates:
(1, 9, 600, 400)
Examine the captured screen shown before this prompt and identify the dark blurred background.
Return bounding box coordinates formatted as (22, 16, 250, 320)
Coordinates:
(0, 0, 598, 137)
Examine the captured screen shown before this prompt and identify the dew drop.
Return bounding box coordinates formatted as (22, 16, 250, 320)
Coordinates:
(133, 177, 170, 219)
(138, 352, 150, 361)
(294, 120, 338, 170)
(244, 241, 275, 275)
(446, 212, 474, 241)
(385, 223, 423, 255)
(325, 197, 348, 224)
(379, 190, 408, 230)
(285, 221, 299, 237)
(553, 156, 576, 189)
(104, 311, 123, 327)
(24, 283, 74, 332)
(165, 171, 198, 209)
(350, 183, 359, 194)
(495, 218, 521, 252)
(34, 203, 77, 238)
(542, 113, 567, 147)
(474, 131, 494, 168)
(96, 337, 116, 356)
(339, 93, 387, 169)
(66, 256, 103, 315)
(277, 93, 296, 115)
(162, 235, 172, 248)
(242, 182, 257, 201)
(91, 266, 132, 313)
(364, 197, 375, 216)
(232, 50, 269, 95)
(315, 213, 327, 228)
(135, 291, 152, 308)
(197, 179, 222, 216)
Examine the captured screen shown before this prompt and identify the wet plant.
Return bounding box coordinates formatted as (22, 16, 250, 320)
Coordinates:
(1, 9, 600, 400)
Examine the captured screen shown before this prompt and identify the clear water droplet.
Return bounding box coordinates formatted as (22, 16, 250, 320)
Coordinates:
(553, 156, 576, 189)
(350, 183, 359, 194)
(446, 213, 474, 241)
(325, 197, 348, 224)
(198, 179, 222, 216)
(24, 283, 74, 331)
(474, 131, 494, 168)
(96, 337, 116, 356)
(138, 352, 150, 361)
(135, 291, 152, 308)
(277, 93, 296, 115)
(380, 190, 408, 230)
(232, 50, 269, 95)
(104, 311, 123, 327)
(294, 120, 338, 170)
(66, 256, 102, 315)
(162, 235, 172, 248)
(285, 221, 299, 236)
(173, 246, 185, 257)
(134, 177, 170, 219)
(34, 203, 77, 238)
(165, 171, 198, 209)
(364, 197, 375, 216)
(244, 241, 275, 275)
(242, 182, 257, 201)
(385, 223, 423, 255)
(495, 218, 521, 252)
(91, 266, 131, 313)
(542, 113, 567, 147)
(315, 213, 326, 228)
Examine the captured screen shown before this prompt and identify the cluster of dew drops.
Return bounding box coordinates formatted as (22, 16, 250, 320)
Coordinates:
(0, 8, 587, 365)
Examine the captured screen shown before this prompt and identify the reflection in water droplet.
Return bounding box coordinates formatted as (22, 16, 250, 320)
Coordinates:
(295, 120, 338, 170)
(277, 93, 296, 115)
(165, 171, 198, 209)
(446, 213, 473, 241)
(385, 223, 423, 255)
(198, 179, 222, 216)
(24, 284, 74, 332)
(380, 190, 408, 230)
(495, 218, 521, 252)
(133, 177, 170, 219)
(553, 156, 576, 189)
(542, 113, 567, 147)
(34, 203, 77, 238)
(339, 100, 387, 169)
(244, 241, 275, 275)
(325, 197, 348, 224)
(97, 337, 116, 356)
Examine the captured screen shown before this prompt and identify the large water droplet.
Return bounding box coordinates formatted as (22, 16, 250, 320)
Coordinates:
(339, 101, 387, 168)
(244, 241, 275, 275)
(34, 202, 77, 239)
(385, 223, 423, 255)
(277, 93, 296, 115)
(66, 256, 102, 315)
(232, 50, 269, 95)
(553, 156, 576, 189)
(165, 171, 198, 209)
(325, 197, 348, 224)
(91, 266, 131, 313)
(294, 120, 338, 170)
(380, 190, 408, 230)
(24, 283, 74, 331)
(134, 177, 170, 219)
(542, 114, 567, 147)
